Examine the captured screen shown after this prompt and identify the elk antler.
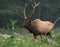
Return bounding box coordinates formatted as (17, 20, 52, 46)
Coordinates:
(19, 2, 40, 19)
(31, 2, 40, 14)
(23, 3, 29, 19)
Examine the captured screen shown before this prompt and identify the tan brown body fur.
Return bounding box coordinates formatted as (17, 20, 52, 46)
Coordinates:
(32, 19, 54, 34)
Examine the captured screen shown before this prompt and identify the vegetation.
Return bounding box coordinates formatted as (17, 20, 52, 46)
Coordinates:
(0, 28, 60, 47)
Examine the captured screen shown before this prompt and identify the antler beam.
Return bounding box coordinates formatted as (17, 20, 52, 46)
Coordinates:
(32, 2, 40, 14)
(23, 3, 29, 19)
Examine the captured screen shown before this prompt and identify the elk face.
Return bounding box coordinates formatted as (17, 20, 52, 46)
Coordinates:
(24, 17, 31, 27)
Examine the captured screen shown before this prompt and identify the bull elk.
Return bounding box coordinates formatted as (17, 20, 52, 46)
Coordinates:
(20, 2, 60, 40)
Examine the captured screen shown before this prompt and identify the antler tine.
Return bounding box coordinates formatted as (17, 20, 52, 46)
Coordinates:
(31, 2, 40, 15)
(33, 2, 40, 9)
(24, 3, 29, 19)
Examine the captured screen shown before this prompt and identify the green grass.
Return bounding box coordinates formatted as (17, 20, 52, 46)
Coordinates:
(0, 28, 60, 47)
